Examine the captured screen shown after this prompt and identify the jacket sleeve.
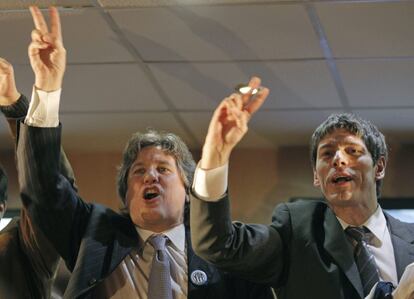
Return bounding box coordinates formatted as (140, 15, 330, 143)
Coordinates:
(16, 122, 91, 270)
(0, 94, 29, 139)
(190, 190, 292, 287)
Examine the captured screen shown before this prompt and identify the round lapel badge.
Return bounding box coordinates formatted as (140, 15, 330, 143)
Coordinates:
(191, 270, 208, 286)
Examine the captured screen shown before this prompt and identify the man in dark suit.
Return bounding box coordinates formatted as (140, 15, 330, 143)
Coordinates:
(0, 57, 75, 298)
(190, 77, 414, 299)
(16, 6, 274, 299)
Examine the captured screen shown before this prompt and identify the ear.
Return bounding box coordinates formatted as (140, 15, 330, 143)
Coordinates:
(375, 156, 386, 180)
(313, 169, 320, 187)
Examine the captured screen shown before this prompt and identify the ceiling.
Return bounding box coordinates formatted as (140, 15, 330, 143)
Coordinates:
(1, 0, 414, 152)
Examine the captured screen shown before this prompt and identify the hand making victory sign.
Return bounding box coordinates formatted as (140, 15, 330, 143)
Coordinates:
(201, 76, 270, 169)
(28, 6, 66, 92)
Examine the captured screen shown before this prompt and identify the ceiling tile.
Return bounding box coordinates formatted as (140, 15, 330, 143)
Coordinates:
(353, 109, 414, 145)
(60, 64, 168, 111)
(249, 109, 344, 146)
(149, 61, 342, 110)
(109, 4, 322, 61)
(12, 63, 168, 112)
(0, 7, 134, 64)
(179, 112, 276, 148)
(61, 8, 135, 63)
(338, 59, 414, 107)
(60, 112, 198, 150)
(316, 2, 414, 57)
(0, 0, 93, 10)
(100, 0, 296, 8)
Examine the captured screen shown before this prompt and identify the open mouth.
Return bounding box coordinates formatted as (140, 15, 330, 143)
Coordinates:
(143, 188, 160, 200)
(332, 176, 352, 184)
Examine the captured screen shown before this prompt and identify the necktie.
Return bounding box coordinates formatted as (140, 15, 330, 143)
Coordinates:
(346, 226, 381, 296)
(148, 235, 173, 299)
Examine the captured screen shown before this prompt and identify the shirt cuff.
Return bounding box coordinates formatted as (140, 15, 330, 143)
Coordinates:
(25, 86, 61, 127)
(193, 163, 228, 202)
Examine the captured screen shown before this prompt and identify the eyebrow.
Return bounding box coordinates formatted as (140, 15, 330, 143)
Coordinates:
(131, 159, 174, 168)
(318, 140, 364, 151)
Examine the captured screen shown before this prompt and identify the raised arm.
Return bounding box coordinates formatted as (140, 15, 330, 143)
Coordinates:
(17, 6, 88, 266)
(190, 77, 288, 284)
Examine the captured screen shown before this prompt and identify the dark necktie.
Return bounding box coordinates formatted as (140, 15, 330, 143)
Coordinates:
(148, 235, 173, 299)
(346, 226, 381, 296)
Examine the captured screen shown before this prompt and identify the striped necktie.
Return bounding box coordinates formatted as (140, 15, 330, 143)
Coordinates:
(346, 226, 380, 296)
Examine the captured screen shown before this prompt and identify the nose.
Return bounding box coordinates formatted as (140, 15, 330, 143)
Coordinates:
(143, 168, 159, 184)
(333, 150, 347, 168)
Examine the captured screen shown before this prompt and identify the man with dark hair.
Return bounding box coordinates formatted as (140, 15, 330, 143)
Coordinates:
(190, 78, 414, 299)
(16, 6, 274, 299)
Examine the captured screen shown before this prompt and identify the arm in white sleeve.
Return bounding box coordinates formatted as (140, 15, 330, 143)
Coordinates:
(193, 163, 228, 202)
(25, 86, 61, 127)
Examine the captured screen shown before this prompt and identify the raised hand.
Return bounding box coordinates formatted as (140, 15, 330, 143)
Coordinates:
(0, 58, 20, 106)
(201, 76, 269, 169)
(28, 6, 66, 92)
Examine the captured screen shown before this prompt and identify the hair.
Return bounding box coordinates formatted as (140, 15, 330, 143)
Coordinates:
(117, 129, 196, 205)
(310, 113, 388, 197)
(0, 166, 7, 204)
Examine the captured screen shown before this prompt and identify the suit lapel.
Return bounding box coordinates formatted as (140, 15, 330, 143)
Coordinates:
(386, 213, 414, 280)
(110, 226, 141, 271)
(186, 227, 214, 299)
(323, 208, 364, 298)
(65, 213, 140, 299)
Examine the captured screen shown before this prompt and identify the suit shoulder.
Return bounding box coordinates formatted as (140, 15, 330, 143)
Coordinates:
(88, 203, 136, 236)
(273, 199, 327, 216)
(271, 199, 329, 238)
(386, 212, 414, 236)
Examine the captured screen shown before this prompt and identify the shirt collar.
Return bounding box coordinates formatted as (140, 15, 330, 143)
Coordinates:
(136, 224, 186, 252)
(336, 205, 387, 246)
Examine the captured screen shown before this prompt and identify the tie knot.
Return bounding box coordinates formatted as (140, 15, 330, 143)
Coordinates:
(346, 226, 370, 242)
(149, 234, 168, 251)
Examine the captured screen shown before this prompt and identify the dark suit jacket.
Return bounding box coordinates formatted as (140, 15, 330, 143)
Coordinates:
(17, 123, 274, 299)
(190, 194, 414, 299)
